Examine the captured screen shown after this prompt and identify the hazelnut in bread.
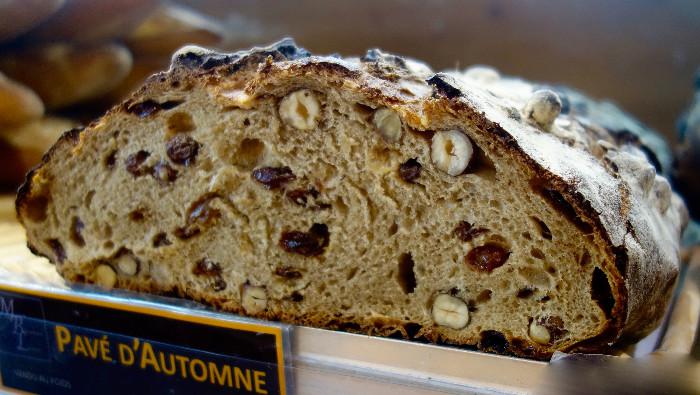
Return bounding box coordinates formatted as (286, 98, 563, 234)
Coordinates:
(16, 40, 687, 359)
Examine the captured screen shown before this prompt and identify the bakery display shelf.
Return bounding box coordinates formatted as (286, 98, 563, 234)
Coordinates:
(0, 218, 695, 395)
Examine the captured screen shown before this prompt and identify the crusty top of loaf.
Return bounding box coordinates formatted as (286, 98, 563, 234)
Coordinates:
(18, 39, 688, 347)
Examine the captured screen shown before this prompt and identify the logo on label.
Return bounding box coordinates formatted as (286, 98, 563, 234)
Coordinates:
(0, 294, 51, 360)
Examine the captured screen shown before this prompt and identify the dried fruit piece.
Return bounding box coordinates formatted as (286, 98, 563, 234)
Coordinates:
(453, 221, 488, 242)
(188, 193, 221, 226)
(151, 161, 178, 184)
(176, 193, 223, 239)
(211, 278, 227, 291)
(252, 166, 296, 189)
(398, 159, 421, 183)
(431, 294, 469, 329)
(278, 89, 320, 130)
(279, 223, 330, 256)
(431, 130, 473, 176)
(193, 258, 222, 276)
(541, 316, 567, 342)
(466, 243, 510, 272)
(274, 266, 302, 279)
(166, 134, 200, 165)
(125, 150, 150, 176)
(174, 226, 201, 240)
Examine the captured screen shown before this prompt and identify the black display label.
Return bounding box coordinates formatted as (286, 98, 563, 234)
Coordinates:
(0, 285, 290, 394)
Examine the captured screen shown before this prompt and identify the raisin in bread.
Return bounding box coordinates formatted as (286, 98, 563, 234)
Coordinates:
(16, 40, 687, 359)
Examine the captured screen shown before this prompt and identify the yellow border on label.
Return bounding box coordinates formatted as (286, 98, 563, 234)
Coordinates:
(0, 283, 287, 395)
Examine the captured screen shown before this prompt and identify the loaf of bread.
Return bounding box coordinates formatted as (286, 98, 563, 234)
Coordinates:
(16, 40, 687, 359)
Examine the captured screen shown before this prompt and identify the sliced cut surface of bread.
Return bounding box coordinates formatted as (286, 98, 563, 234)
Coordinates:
(16, 40, 687, 359)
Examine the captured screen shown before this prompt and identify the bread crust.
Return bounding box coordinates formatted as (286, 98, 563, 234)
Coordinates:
(17, 39, 686, 357)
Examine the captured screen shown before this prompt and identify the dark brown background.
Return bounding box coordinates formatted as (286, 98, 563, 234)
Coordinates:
(184, 0, 700, 144)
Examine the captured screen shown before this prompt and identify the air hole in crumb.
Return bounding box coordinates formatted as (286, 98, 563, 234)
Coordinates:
(346, 267, 358, 281)
(233, 138, 265, 169)
(522, 232, 532, 240)
(531, 217, 552, 240)
(530, 248, 545, 260)
(353, 102, 374, 118)
(103, 241, 114, 250)
(70, 217, 85, 247)
(166, 112, 195, 136)
(532, 182, 593, 234)
(243, 118, 250, 126)
(518, 266, 551, 289)
(104, 150, 117, 169)
(486, 234, 509, 249)
(591, 267, 614, 318)
(546, 264, 557, 274)
(290, 291, 303, 302)
(397, 253, 417, 294)
(517, 287, 535, 298)
(152, 232, 171, 247)
(466, 143, 497, 180)
(579, 251, 591, 267)
(399, 88, 415, 97)
(128, 209, 147, 222)
(369, 146, 391, 167)
(47, 239, 66, 263)
(24, 194, 49, 222)
(476, 289, 492, 303)
(403, 323, 422, 338)
(334, 198, 349, 216)
(478, 330, 509, 354)
(388, 222, 399, 236)
(84, 190, 96, 208)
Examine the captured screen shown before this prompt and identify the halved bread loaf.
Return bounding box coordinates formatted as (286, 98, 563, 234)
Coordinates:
(16, 40, 687, 359)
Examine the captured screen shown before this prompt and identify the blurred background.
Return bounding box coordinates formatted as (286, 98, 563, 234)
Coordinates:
(0, 0, 699, 205)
